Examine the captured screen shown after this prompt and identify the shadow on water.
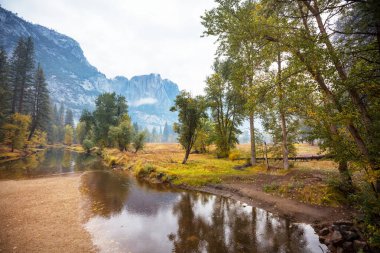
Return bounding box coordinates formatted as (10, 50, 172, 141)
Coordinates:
(0, 148, 108, 180)
(81, 171, 328, 253)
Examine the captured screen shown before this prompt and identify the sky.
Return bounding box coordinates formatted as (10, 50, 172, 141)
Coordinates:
(0, 0, 218, 95)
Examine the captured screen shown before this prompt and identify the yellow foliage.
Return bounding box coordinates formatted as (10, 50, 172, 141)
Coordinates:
(64, 125, 73, 146)
(3, 113, 31, 150)
(228, 150, 241, 161)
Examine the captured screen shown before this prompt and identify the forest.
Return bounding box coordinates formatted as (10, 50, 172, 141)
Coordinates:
(168, 0, 380, 247)
(0, 0, 379, 252)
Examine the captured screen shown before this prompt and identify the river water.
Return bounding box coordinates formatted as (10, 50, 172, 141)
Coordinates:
(0, 148, 328, 253)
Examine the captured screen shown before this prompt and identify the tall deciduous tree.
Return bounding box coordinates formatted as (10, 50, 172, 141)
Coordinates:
(205, 60, 245, 158)
(171, 91, 207, 164)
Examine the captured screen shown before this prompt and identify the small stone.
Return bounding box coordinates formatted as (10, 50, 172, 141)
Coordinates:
(353, 240, 367, 251)
(336, 247, 344, 253)
(333, 220, 353, 226)
(319, 227, 330, 236)
(340, 224, 351, 231)
(332, 225, 340, 231)
(331, 230, 343, 245)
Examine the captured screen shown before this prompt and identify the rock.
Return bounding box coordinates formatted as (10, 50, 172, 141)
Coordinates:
(353, 240, 367, 251)
(242, 203, 248, 207)
(319, 227, 330, 236)
(333, 220, 353, 226)
(342, 230, 359, 241)
(319, 236, 327, 243)
(342, 241, 353, 251)
(340, 224, 351, 231)
(332, 225, 340, 231)
(336, 246, 344, 253)
(331, 230, 343, 245)
(328, 243, 336, 252)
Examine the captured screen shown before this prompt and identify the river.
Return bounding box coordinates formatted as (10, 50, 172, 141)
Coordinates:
(0, 148, 328, 253)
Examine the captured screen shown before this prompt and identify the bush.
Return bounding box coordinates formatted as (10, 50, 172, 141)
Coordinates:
(228, 150, 240, 161)
(263, 183, 280, 193)
(133, 132, 146, 153)
(82, 139, 94, 153)
(136, 164, 156, 178)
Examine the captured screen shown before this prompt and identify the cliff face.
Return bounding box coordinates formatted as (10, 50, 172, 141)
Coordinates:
(0, 7, 179, 128)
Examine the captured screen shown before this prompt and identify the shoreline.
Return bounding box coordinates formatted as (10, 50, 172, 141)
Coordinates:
(179, 183, 353, 226)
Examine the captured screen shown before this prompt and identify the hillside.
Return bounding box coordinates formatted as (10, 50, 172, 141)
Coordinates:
(0, 7, 179, 128)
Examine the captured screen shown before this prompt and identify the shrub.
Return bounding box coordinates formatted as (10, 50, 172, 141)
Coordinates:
(133, 132, 146, 153)
(82, 139, 94, 153)
(228, 150, 240, 161)
(136, 164, 156, 178)
(263, 183, 279, 193)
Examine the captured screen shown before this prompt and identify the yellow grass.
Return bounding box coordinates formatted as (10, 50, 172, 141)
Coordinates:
(102, 143, 334, 186)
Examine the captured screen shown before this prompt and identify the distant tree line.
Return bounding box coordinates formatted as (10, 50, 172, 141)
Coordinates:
(76, 92, 146, 153)
(139, 122, 177, 143)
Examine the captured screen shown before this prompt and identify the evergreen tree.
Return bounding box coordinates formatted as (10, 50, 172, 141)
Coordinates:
(53, 104, 59, 126)
(133, 122, 139, 133)
(28, 64, 50, 140)
(65, 109, 74, 127)
(58, 103, 65, 126)
(10, 37, 35, 114)
(163, 122, 170, 142)
(92, 92, 128, 147)
(151, 127, 158, 143)
(0, 47, 10, 141)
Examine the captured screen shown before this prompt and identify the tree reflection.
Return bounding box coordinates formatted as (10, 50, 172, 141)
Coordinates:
(80, 171, 130, 220)
(170, 193, 317, 253)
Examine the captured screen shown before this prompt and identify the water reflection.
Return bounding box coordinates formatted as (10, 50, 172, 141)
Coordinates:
(81, 171, 327, 253)
(0, 148, 108, 180)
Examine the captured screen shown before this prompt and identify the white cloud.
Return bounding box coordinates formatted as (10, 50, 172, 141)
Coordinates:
(0, 0, 218, 95)
(130, 97, 157, 107)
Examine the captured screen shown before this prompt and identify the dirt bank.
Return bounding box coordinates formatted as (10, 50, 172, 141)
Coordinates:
(182, 182, 353, 225)
(0, 175, 95, 253)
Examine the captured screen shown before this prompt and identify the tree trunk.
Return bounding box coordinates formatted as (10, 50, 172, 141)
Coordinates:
(264, 141, 269, 170)
(182, 148, 191, 164)
(277, 51, 289, 170)
(338, 160, 353, 189)
(280, 112, 289, 170)
(249, 112, 256, 166)
(28, 123, 37, 141)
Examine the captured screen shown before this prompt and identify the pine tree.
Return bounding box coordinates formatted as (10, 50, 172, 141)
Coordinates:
(0, 48, 10, 116)
(58, 103, 65, 126)
(10, 37, 35, 114)
(28, 64, 50, 140)
(65, 109, 74, 127)
(0, 47, 10, 141)
(163, 122, 170, 142)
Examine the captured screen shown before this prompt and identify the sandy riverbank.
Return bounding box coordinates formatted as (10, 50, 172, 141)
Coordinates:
(0, 175, 95, 253)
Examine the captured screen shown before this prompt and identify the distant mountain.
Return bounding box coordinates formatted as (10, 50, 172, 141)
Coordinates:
(0, 7, 179, 129)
